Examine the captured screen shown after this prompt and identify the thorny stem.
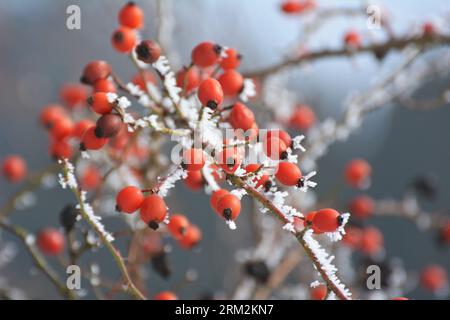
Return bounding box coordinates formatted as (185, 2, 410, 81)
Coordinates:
(228, 174, 350, 300)
(0, 219, 77, 300)
(245, 34, 450, 78)
(61, 165, 146, 300)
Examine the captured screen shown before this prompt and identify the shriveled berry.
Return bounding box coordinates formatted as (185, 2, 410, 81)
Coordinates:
(59, 204, 79, 232)
(81, 60, 111, 85)
(135, 40, 161, 64)
(95, 114, 123, 138)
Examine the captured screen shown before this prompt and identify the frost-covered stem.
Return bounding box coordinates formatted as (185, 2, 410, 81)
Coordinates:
(295, 229, 349, 300)
(0, 162, 60, 219)
(246, 34, 450, 78)
(0, 219, 77, 300)
(227, 175, 350, 300)
(61, 166, 146, 300)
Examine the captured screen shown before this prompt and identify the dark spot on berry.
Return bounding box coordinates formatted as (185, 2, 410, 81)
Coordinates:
(181, 162, 187, 170)
(337, 215, 344, 226)
(264, 180, 272, 192)
(223, 208, 232, 221)
(213, 44, 222, 55)
(94, 126, 104, 138)
(179, 227, 186, 236)
(297, 178, 304, 188)
(136, 43, 150, 59)
(237, 53, 243, 60)
(79, 143, 86, 151)
(115, 204, 121, 212)
(148, 221, 159, 230)
(206, 101, 218, 110)
(280, 151, 288, 160)
(86, 96, 94, 105)
(113, 31, 124, 43)
(80, 75, 89, 84)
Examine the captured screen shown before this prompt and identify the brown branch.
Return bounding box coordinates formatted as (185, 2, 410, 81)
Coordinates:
(245, 34, 450, 78)
(227, 175, 350, 300)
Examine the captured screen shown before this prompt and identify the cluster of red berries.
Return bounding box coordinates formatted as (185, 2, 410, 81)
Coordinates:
(110, 2, 143, 53)
(116, 186, 167, 230)
(343, 225, 384, 255)
(168, 214, 202, 249)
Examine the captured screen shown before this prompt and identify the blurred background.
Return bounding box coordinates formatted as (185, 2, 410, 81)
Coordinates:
(0, 0, 449, 299)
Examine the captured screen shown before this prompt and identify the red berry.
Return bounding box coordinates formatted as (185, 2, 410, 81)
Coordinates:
(215, 147, 242, 174)
(310, 284, 327, 300)
(344, 30, 362, 48)
(264, 136, 288, 160)
(359, 226, 383, 255)
(81, 60, 112, 85)
(275, 162, 302, 186)
(420, 265, 448, 292)
(140, 195, 167, 227)
(179, 224, 202, 249)
(132, 71, 157, 90)
(229, 102, 255, 131)
(184, 170, 204, 191)
(192, 42, 221, 68)
(264, 129, 292, 149)
(93, 79, 117, 93)
(81, 165, 102, 191)
(37, 228, 65, 256)
(176, 67, 200, 93)
(118, 2, 144, 29)
(50, 117, 74, 140)
(422, 22, 435, 36)
(2, 155, 27, 183)
(80, 127, 108, 151)
(216, 194, 241, 221)
(342, 226, 362, 248)
(348, 195, 374, 219)
(281, 0, 316, 14)
(182, 148, 206, 171)
(210, 189, 230, 213)
(95, 114, 123, 138)
(60, 83, 89, 109)
(344, 159, 372, 188)
(111, 27, 137, 53)
(154, 291, 178, 300)
(312, 208, 341, 233)
(135, 40, 161, 64)
(73, 119, 95, 139)
(289, 105, 316, 131)
(50, 139, 73, 160)
(197, 78, 223, 109)
(116, 186, 144, 213)
(441, 222, 450, 244)
(303, 211, 322, 234)
(88, 92, 114, 115)
(391, 297, 409, 300)
(40, 104, 66, 129)
(218, 70, 244, 96)
(168, 214, 190, 239)
(220, 48, 241, 70)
